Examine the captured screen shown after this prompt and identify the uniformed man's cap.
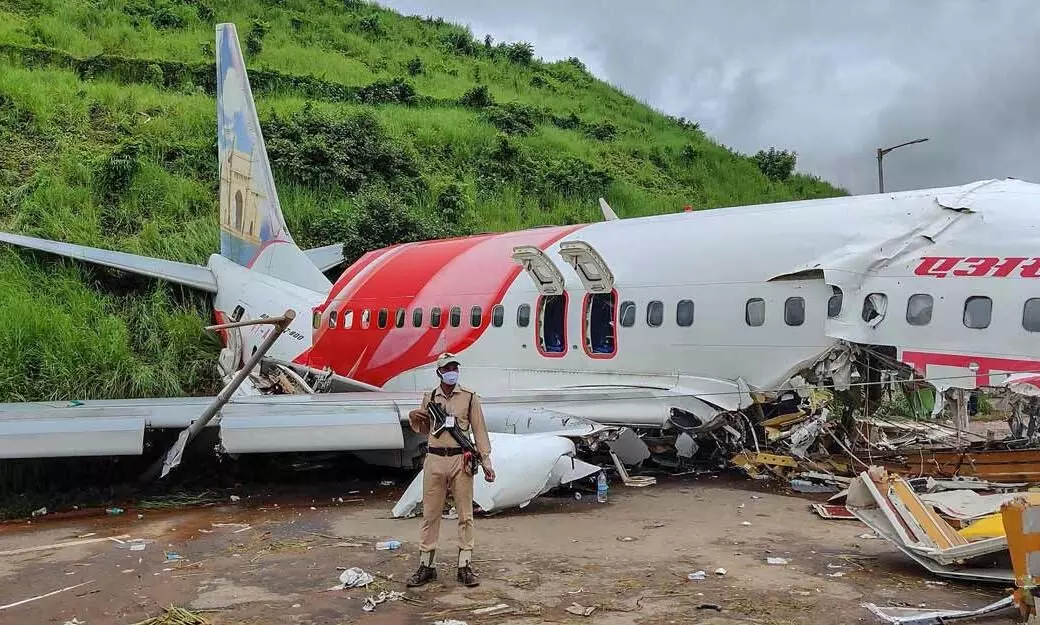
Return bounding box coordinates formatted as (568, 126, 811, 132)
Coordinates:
(436, 352, 460, 368)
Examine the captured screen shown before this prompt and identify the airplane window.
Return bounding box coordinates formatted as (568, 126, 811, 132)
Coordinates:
(343, 310, 354, 329)
(492, 305, 504, 327)
(784, 297, 805, 326)
(360, 309, 370, 329)
(676, 300, 694, 327)
(312, 310, 321, 330)
(745, 298, 765, 327)
(450, 306, 461, 327)
(539, 295, 566, 353)
(827, 286, 843, 318)
(328, 309, 337, 329)
(861, 293, 887, 326)
(619, 301, 636, 327)
(430, 307, 442, 328)
(585, 293, 616, 355)
(470, 306, 482, 327)
(517, 304, 530, 327)
(906, 294, 933, 326)
(963, 296, 992, 329)
(377, 308, 388, 329)
(1024, 299, 1040, 332)
(395, 308, 406, 328)
(231, 305, 245, 322)
(412, 308, 423, 328)
(647, 301, 664, 327)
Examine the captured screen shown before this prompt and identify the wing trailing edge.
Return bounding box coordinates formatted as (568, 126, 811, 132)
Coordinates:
(0, 231, 217, 293)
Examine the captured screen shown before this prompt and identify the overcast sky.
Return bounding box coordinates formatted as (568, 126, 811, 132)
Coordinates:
(379, 0, 1040, 195)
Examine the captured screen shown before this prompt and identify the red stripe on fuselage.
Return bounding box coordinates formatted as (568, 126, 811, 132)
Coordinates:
(900, 350, 1040, 386)
(302, 225, 583, 386)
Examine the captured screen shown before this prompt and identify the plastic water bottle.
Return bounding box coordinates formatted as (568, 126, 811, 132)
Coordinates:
(596, 472, 609, 503)
(375, 539, 401, 551)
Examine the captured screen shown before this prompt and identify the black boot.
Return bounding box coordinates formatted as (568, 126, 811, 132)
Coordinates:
(456, 565, 479, 587)
(407, 550, 438, 587)
(407, 564, 437, 587)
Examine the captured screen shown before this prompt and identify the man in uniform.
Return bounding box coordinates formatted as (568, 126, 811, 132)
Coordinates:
(405, 352, 494, 588)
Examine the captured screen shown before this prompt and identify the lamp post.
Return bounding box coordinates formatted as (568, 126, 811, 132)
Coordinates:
(876, 137, 929, 193)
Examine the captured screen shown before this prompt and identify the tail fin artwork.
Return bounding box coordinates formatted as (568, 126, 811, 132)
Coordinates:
(215, 23, 330, 292)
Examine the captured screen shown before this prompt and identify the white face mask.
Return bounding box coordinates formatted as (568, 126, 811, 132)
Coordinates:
(440, 370, 460, 385)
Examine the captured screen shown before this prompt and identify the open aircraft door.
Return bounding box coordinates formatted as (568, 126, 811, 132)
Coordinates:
(558, 240, 614, 293)
(559, 241, 618, 358)
(512, 245, 566, 295)
(512, 246, 569, 356)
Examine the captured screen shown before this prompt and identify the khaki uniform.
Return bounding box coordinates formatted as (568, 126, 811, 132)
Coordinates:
(408, 384, 491, 566)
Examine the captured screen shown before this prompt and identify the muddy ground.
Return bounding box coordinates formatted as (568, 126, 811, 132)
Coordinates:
(0, 474, 1014, 625)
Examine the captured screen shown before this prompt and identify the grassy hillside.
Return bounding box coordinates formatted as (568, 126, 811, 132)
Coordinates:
(0, 0, 847, 402)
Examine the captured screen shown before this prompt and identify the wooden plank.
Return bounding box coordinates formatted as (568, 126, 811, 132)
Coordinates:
(889, 478, 967, 549)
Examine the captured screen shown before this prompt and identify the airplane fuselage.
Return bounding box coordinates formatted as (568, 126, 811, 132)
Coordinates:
(216, 179, 1040, 404)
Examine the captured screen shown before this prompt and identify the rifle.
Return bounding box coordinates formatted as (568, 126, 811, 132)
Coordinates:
(427, 400, 480, 476)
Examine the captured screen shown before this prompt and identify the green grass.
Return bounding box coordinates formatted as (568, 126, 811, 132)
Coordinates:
(0, 0, 847, 403)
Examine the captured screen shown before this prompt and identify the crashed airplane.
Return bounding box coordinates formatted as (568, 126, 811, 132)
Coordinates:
(2, 23, 1040, 500)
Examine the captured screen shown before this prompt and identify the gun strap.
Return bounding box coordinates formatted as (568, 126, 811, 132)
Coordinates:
(429, 388, 476, 453)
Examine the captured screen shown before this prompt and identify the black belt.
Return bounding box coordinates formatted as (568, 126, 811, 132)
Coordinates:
(427, 446, 464, 457)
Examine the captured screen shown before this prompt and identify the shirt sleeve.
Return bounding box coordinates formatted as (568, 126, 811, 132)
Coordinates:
(408, 392, 432, 434)
(468, 393, 492, 458)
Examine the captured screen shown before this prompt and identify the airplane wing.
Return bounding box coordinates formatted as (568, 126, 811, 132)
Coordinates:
(0, 231, 217, 293)
(304, 243, 346, 272)
(0, 383, 730, 460)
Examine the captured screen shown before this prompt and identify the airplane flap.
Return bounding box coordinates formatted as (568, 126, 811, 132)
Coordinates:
(218, 403, 405, 453)
(0, 231, 217, 293)
(0, 417, 144, 458)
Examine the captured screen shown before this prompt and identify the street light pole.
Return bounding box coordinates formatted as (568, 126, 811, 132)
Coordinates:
(876, 137, 929, 193)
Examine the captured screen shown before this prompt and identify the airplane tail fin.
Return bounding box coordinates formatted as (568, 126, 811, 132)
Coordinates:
(215, 23, 330, 292)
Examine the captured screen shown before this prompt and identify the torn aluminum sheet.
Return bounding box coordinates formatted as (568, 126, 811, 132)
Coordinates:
(788, 411, 827, 458)
(846, 469, 1013, 582)
(392, 432, 600, 518)
(863, 595, 1013, 624)
(606, 427, 650, 465)
(675, 433, 698, 458)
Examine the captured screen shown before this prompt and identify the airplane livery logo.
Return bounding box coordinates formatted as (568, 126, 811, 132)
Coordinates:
(914, 256, 1040, 278)
(216, 24, 289, 267)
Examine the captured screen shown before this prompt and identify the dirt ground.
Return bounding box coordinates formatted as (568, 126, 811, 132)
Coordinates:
(0, 474, 1015, 625)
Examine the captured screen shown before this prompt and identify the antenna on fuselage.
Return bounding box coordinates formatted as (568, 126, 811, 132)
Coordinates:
(598, 198, 619, 221)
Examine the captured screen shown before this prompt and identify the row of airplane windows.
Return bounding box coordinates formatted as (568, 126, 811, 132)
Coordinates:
(858, 292, 1040, 331)
(316, 292, 1040, 333)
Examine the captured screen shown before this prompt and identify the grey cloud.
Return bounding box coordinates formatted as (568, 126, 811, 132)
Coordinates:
(379, 0, 1040, 194)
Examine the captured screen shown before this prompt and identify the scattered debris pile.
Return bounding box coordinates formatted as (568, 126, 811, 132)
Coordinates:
(131, 606, 211, 625)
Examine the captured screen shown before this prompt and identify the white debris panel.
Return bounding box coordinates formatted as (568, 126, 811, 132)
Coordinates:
(845, 468, 1013, 583)
(863, 596, 1014, 624)
(392, 432, 601, 517)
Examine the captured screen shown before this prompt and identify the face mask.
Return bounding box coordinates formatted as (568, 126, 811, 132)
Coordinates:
(440, 370, 460, 385)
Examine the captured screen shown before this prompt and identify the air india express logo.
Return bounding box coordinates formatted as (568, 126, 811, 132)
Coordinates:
(914, 256, 1040, 278)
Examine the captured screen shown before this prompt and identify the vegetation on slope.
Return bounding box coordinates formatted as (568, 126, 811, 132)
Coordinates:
(0, 0, 846, 402)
